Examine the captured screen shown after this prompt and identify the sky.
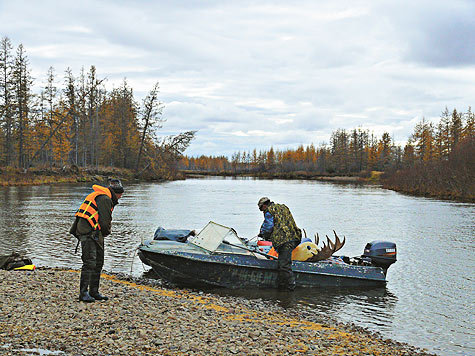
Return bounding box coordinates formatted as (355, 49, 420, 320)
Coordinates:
(1, 0, 474, 157)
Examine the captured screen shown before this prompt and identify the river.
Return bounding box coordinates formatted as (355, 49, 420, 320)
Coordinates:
(0, 177, 473, 356)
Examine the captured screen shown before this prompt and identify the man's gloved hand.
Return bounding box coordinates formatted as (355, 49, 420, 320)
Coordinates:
(257, 233, 263, 238)
(92, 230, 100, 241)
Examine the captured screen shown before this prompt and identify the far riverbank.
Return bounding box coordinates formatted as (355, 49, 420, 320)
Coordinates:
(182, 170, 475, 202)
(0, 165, 172, 187)
(181, 170, 376, 183)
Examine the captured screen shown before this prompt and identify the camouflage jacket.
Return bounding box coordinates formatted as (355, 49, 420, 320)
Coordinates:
(265, 203, 302, 248)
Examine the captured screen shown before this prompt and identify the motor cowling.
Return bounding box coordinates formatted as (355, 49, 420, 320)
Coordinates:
(362, 241, 397, 274)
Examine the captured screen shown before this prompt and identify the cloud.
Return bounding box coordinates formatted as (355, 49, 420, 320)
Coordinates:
(0, 0, 474, 157)
(378, 0, 475, 67)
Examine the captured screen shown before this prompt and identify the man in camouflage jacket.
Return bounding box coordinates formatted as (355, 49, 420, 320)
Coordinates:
(258, 197, 302, 290)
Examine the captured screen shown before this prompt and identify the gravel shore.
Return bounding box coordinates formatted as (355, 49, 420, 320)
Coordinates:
(0, 269, 435, 356)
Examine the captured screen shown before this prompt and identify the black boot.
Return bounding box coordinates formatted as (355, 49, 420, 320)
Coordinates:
(287, 273, 296, 291)
(79, 271, 95, 302)
(89, 272, 108, 301)
(79, 291, 95, 302)
(89, 292, 108, 301)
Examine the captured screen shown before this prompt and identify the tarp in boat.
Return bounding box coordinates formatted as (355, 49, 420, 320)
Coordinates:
(153, 227, 194, 242)
(188, 221, 247, 253)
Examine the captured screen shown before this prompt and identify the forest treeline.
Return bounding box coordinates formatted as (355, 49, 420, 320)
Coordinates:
(181, 107, 474, 200)
(0, 37, 195, 180)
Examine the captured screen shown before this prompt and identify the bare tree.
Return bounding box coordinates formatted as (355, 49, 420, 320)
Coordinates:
(136, 82, 164, 171)
(153, 131, 196, 177)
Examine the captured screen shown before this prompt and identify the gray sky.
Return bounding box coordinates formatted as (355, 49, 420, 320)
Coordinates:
(1, 0, 474, 156)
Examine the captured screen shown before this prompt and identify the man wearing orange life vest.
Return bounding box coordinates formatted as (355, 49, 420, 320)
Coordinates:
(70, 178, 124, 302)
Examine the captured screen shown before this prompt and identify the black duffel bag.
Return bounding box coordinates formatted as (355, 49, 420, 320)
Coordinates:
(0, 252, 33, 270)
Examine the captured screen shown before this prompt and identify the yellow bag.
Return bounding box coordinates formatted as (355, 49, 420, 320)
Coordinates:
(13, 264, 36, 271)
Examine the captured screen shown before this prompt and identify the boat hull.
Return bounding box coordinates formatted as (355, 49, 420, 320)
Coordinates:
(139, 244, 387, 289)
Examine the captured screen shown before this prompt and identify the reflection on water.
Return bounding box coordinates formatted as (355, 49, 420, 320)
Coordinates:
(142, 267, 398, 332)
(213, 286, 398, 326)
(0, 178, 473, 356)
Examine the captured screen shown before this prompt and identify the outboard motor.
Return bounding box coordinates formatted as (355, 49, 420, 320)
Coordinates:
(362, 241, 397, 275)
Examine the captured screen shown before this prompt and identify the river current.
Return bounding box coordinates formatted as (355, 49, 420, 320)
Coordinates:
(0, 177, 473, 355)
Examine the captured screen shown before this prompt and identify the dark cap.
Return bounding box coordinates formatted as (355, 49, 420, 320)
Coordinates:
(109, 178, 124, 194)
(258, 197, 270, 208)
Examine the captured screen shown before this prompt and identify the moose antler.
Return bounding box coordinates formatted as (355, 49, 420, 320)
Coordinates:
(307, 230, 346, 262)
(332, 230, 345, 253)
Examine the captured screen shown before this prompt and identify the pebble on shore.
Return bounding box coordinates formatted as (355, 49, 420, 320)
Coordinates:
(0, 269, 435, 356)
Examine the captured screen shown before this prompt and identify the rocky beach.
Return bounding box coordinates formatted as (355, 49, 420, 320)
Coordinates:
(0, 269, 435, 356)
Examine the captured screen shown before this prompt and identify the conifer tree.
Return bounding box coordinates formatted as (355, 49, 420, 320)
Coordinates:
(64, 68, 78, 165)
(463, 106, 474, 140)
(435, 107, 451, 159)
(450, 108, 463, 151)
(102, 79, 138, 168)
(13, 44, 33, 168)
(77, 67, 87, 166)
(330, 129, 349, 173)
(266, 146, 275, 171)
(413, 117, 434, 161)
(377, 132, 392, 170)
(86, 66, 102, 166)
(350, 128, 368, 172)
(0, 37, 15, 166)
(44, 66, 57, 166)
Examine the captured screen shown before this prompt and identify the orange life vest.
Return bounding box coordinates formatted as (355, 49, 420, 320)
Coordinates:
(75, 185, 113, 231)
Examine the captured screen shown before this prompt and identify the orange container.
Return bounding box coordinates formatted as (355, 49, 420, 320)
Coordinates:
(257, 240, 272, 253)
